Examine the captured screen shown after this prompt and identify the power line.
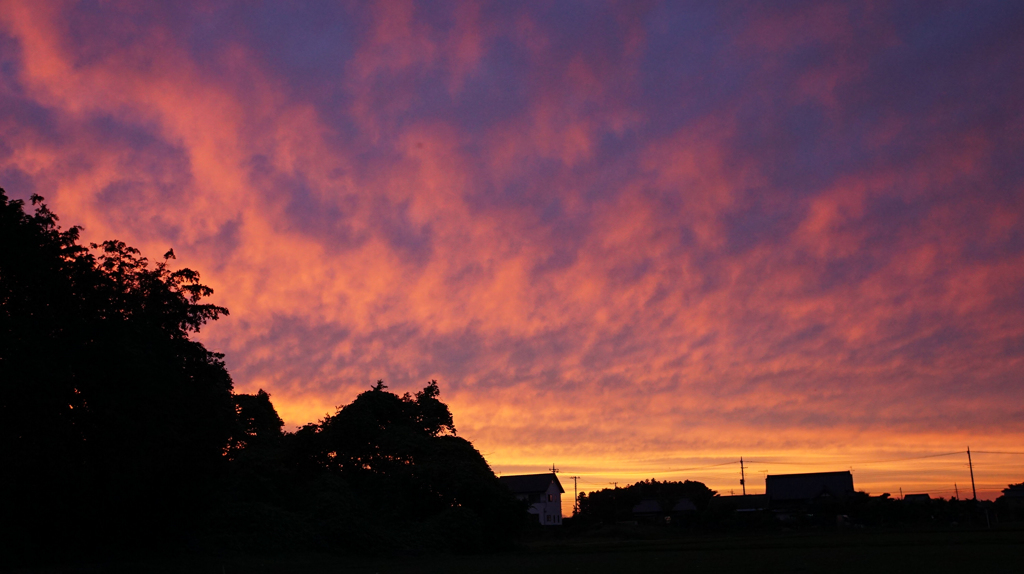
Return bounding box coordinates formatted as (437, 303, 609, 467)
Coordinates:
(850, 451, 967, 465)
(746, 451, 965, 466)
(542, 447, 1020, 495)
(644, 460, 740, 473)
(740, 456, 747, 496)
(968, 447, 977, 500)
(566, 475, 581, 516)
(555, 452, 964, 481)
(565, 461, 739, 478)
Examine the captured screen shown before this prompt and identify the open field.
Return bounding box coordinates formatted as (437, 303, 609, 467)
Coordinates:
(38, 526, 1023, 574)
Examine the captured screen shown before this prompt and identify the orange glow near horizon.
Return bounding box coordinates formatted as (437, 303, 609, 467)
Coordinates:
(1, 2, 1022, 505)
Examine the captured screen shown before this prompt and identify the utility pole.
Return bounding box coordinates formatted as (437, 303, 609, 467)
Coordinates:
(740, 457, 747, 496)
(567, 475, 581, 515)
(967, 447, 977, 501)
(955, 483, 959, 500)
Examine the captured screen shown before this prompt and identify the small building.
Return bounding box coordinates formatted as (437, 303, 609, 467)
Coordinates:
(499, 473, 564, 525)
(765, 471, 855, 508)
(903, 493, 931, 504)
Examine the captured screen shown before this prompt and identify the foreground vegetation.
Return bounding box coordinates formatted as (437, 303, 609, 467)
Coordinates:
(3, 188, 1022, 572)
(0, 189, 524, 566)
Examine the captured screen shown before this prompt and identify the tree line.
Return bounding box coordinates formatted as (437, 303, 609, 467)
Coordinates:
(0, 189, 525, 563)
(575, 479, 717, 525)
(571, 480, 1024, 532)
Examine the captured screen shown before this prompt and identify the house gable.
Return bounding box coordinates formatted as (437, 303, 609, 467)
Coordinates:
(499, 473, 564, 525)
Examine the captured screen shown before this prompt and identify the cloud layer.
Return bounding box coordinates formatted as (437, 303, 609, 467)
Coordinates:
(2, 1, 1022, 500)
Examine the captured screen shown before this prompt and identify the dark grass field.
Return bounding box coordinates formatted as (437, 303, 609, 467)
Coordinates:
(40, 526, 1023, 574)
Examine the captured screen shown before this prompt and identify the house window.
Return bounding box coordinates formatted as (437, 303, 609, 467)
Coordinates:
(548, 494, 553, 502)
(546, 514, 551, 522)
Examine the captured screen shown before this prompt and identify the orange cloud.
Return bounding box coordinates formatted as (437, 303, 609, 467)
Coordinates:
(1, 1, 1022, 501)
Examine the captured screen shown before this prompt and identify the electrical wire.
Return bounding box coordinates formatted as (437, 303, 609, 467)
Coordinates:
(547, 448, 1019, 495)
(745, 451, 964, 466)
(571, 460, 740, 477)
(647, 461, 741, 473)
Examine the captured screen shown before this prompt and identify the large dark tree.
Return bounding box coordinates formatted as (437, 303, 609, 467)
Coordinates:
(231, 388, 285, 452)
(317, 381, 515, 525)
(0, 189, 236, 556)
(1, 189, 525, 559)
(217, 380, 525, 553)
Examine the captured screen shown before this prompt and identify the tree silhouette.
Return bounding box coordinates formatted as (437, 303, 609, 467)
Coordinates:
(0, 189, 236, 557)
(211, 380, 524, 554)
(576, 478, 718, 525)
(231, 389, 286, 453)
(1, 188, 525, 561)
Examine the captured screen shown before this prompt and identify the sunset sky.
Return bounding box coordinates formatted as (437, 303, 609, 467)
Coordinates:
(2, 1, 1022, 505)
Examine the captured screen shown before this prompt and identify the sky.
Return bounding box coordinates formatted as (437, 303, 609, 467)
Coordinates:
(1, 1, 1022, 505)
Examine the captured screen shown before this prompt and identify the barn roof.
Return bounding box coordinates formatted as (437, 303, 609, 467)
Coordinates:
(499, 473, 565, 494)
(765, 471, 854, 502)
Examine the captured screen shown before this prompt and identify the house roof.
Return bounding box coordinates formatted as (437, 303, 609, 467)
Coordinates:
(499, 473, 565, 494)
(672, 498, 697, 512)
(765, 471, 854, 502)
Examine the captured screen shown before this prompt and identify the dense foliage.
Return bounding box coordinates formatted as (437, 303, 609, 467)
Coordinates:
(0, 189, 523, 561)
(576, 478, 717, 525)
(575, 480, 1024, 533)
(0, 190, 236, 554)
(215, 381, 525, 554)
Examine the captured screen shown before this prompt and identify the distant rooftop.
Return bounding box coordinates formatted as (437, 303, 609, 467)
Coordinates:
(766, 471, 854, 502)
(499, 473, 565, 494)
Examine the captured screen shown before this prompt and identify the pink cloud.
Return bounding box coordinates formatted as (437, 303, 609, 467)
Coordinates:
(1, 1, 1022, 499)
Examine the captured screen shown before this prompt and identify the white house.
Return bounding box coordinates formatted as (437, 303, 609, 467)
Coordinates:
(499, 473, 564, 525)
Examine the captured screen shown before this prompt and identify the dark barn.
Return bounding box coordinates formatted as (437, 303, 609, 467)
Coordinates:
(765, 471, 855, 508)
